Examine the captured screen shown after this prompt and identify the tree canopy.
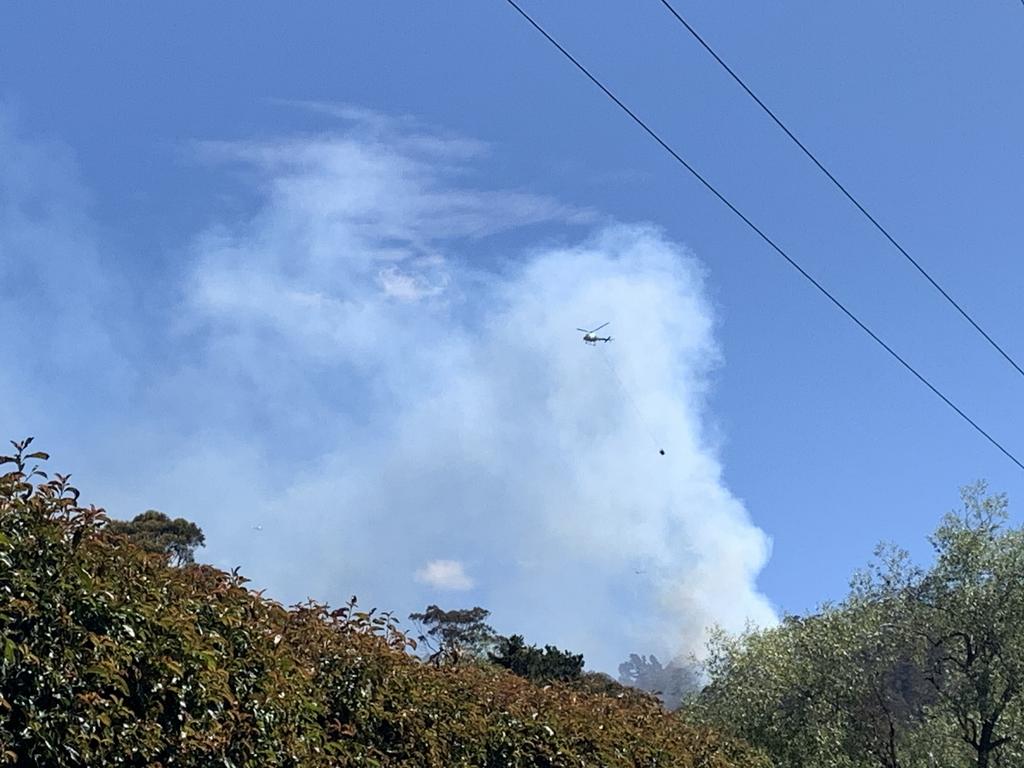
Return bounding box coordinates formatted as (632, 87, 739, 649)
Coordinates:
(408, 605, 497, 664)
(489, 634, 584, 683)
(105, 509, 205, 565)
(695, 482, 1024, 768)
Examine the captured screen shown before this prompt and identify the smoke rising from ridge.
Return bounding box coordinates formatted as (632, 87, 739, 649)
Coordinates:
(182, 117, 776, 670)
(0, 108, 776, 672)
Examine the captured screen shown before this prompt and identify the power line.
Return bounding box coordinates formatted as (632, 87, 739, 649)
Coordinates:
(501, 0, 1024, 472)
(656, 0, 1024, 381)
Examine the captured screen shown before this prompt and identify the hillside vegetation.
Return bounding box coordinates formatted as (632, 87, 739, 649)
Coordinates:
(0, 441, 765, 768)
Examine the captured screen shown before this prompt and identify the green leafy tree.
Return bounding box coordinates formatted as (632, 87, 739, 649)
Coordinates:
(696, 618, 842, 767)
(489, 634, 584, 683)
(846, 485, 1024, 767)
(907, 483, 1024, 768)
(697, 605, 937, 768)
(695, 483, 1024, 768)
(409, 605, 497, 665)
(105, 509, 205, 565)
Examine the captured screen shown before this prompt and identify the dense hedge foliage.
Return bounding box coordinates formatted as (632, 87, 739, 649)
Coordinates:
(0, 444, 767, 767)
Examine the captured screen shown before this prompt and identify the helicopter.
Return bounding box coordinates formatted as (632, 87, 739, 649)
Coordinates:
(578, 322, 613, 345)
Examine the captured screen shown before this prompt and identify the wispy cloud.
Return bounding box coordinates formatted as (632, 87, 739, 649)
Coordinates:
(416, 560, 474, 591)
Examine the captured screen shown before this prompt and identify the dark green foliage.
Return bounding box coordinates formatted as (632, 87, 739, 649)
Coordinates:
(489, 634, 584, 683)
(105, 509, 205, 565)
(0, 440, 766, 767)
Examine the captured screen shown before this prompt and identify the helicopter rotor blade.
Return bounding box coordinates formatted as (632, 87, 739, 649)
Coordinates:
(590, 322, 610, 333)
(576, 328, 590, 333)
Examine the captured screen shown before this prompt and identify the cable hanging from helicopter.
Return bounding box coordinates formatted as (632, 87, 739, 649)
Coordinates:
(577, 322, 665, 456)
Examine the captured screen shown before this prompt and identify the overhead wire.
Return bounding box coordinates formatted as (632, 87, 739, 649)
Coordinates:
(501, 0, 1024, 472)
(655, 0, 1024, 381)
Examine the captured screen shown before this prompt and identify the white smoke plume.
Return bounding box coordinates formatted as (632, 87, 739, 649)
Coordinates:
(179, 114, 776, 671)
(1, 108, 776, 672)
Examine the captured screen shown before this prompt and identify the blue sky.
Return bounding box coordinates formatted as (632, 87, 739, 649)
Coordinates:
(2, 2, 1023, 672)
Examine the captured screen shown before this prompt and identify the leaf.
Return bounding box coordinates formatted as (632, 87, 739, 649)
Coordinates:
(26, 452, 50, 461)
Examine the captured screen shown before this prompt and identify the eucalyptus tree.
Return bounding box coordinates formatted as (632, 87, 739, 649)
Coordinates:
(105, 509, 205, 565)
